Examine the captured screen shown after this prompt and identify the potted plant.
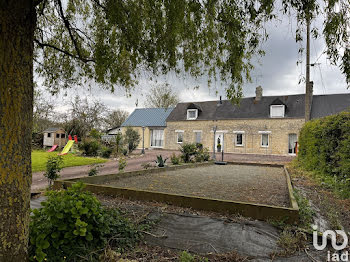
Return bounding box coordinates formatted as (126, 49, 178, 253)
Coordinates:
(217, 143, 221, 152)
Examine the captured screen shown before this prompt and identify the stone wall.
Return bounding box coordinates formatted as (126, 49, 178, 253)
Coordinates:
(164, 118, 305, 155)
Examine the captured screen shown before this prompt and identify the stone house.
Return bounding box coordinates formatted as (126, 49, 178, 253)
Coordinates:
(43, 127, 67, 148)
(164, 88, 350, 156)
(120, 108, 174, 150)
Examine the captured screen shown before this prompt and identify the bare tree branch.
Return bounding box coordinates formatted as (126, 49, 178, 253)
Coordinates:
(34, 39, 95, 63)
(55, 0, 91, 63)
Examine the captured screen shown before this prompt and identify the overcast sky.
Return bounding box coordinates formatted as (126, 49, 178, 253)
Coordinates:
(37, 11, 349, 114)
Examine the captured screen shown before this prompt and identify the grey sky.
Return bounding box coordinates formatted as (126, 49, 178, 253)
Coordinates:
(38, 11, 349, 114)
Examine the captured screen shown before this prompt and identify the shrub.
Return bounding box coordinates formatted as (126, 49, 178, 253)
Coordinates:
(180, 143, 197, 163)
(122, 148, 128, 156)
(44, 155, 63, 188)
(89, 128, 102, 139)
(298, 111, 350, 177)
(155, 155, 167, 167)
(101, 146, 113, 158)
(114, 132, 124, 155)
(195, 147, 210, 162)
(170, 153, 180, 165)
(29, 183, 140, 262)
(88, 164, 102, 176)
(118, 156, 127, 172)
(124, 127, 141, 153)
(78, 138, 100, 156)
(298, 111, 350, 197)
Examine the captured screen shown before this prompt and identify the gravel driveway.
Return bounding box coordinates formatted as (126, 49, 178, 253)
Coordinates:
(105, 164, 290, 207)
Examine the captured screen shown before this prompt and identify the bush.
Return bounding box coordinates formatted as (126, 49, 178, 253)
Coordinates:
(44, 155, 63, 188)
(78, 138, 100, 156)
(298, 111, 350, 196)
(124, 127, 141, 153)
(101, 146, 113, 158)
(195, 147, 210, 162)
(114, 132, 124, 155)
(118, 156, 127, 172)
(89, 128, 102, 139)
(170, 153, 180, 165)
(180, 143, 197, 163)
(29, 183, 140, 262)
(88, 164, 102, 176)
(180, 143, 210, 163)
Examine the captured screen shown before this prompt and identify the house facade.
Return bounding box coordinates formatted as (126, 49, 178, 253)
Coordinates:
(164, 88, 350, 156)
(121, 108, 174, 150)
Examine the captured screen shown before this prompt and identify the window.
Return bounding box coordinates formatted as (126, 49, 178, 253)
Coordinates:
(194, 131, 201, 143)
(151, 129, 164, 147)
(261, 134, 269, 147)
(47, 133, 51, 138)
(288, 134, 297, 154)
(270, 105, 285, 118)
(56, 134, 60, 138)
(61, 134, 66, 138)
(236, 133, 243, 146)
(176, 131, 184, 143)
(187, 109, 198, 120)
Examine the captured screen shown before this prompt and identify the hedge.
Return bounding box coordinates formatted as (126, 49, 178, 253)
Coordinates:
(298, 111, 350, 180)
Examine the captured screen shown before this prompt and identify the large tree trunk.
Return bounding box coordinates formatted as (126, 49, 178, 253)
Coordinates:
(0, 1, 36, 261)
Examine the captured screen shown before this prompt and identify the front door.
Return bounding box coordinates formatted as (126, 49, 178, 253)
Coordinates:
(215, 132, 224, 152)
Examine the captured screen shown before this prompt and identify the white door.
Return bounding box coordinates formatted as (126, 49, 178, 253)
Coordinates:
(215, 133, 224, 152)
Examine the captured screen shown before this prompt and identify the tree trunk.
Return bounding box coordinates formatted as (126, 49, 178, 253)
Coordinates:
(0, 1, 36, 261)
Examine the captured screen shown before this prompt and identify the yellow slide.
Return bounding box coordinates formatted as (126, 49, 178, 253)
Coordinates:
(59, 140, 75, 155)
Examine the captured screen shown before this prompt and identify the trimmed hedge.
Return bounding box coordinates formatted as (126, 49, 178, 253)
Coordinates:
(298, 111, 350, 179)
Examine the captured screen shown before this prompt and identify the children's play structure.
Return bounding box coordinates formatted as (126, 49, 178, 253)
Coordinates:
(43, 127, 67, 148)
(58, 140, 75, 155)
(47, 134, 78, 155)
(47, 144, 58, 152)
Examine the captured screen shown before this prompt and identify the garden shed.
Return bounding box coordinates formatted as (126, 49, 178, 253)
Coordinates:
(43, 127, 67, 148)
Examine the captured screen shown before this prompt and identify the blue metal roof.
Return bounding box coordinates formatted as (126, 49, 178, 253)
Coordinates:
(121, 108, 174, 127)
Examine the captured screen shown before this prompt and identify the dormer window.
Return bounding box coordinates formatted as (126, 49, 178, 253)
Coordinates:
(187, 109, 198, 120)
(270, 105, 285, 118)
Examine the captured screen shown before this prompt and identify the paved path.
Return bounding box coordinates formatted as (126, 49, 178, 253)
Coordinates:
(31, 150, 294, 192)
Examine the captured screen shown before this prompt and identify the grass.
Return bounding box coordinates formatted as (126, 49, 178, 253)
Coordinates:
(32, 150, 107, 172)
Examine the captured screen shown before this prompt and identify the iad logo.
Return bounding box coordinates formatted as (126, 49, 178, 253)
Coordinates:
(313, 225, 348, 251)
(313, 225, 349, 262)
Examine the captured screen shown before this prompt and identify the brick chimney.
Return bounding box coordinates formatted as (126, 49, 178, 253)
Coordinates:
(255, 86, 263, 101)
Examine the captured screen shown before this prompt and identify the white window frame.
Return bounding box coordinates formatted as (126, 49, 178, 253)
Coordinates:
(187, 109, 198, 120)
(259, 131, 271, 148)
(193, 130, 202, 143)
(175, 130, 184, 144)
(270, 105, 285, 118)
(235, 132, 244, 147)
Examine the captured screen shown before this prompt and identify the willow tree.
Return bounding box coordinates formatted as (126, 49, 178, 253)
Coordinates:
(1, 0, 349, 260)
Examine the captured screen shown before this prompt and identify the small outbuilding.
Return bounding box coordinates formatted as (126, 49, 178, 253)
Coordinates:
(101, 127, 122, 142)
(43, 127, 67, 148)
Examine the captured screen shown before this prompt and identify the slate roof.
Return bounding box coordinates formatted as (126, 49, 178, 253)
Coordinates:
(121, 108, 174, 127)
(311, 93, 350, 119)
(43, 127, 64, 132)
(167, 94, 306, 121)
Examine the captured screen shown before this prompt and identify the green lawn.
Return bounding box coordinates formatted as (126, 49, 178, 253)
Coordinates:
(32, 150, 108, 172)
